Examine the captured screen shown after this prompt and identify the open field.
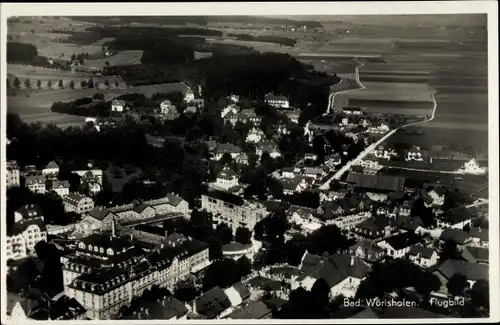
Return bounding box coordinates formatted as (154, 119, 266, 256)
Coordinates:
(83, 50, 144, 68)
(346, 81, 434, 102)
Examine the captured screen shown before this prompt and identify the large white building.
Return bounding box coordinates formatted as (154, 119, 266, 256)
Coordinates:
(51, 180, 70, 197)
(25, 174, 47, 194)
(215, 167, 239, 191)
(6, 204, 47, 260)
(63, 193, 95, 214)
(42, 161, 60, 177)
(264, 93, 289, 109)
(201, 190, 267, 234)
(6, 161, 21, 188)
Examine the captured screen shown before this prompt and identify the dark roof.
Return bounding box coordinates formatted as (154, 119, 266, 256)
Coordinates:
(62, 193, 89, 205)
(45, 161, 59, 169)
(440, 207, 474, 224)
(166, 193, 184, 206)
(9, 218, 46, 236)
(468, 227, 488, 242)
(222, 242, 251, 253)
(299, 253, 370, 288)
(436, 259, 489, 281)
(388, 191, 405, 201)
(203, 190, 244, 206)
(194, 286, 231, 319)
(14, 204, 43, 219)
(216, 143, 241, 154)
(263, 200, 291, 212)
(349, 240, 385, 262)
(231, 281, 251, 301)
(217, 167, 238, 179)
(356, 216, 391, 232)
(247, 276, 283, 291)
(124, 297, 188, 320)
(440, 228, 470, 245)
(133, 202, 150, 213)
(408, 245, 436, 259)
(346, 172, 406, 192)
(79, 234, 134, 255)
(300, 252, 324, 273)
(88, 207, 113, 221)
(227, 301, 272, 319)
(265, 93, 288, 102)
(262, 297, 287, 311)
(461, 246, 489, 263)
(383, 233, 422, 250)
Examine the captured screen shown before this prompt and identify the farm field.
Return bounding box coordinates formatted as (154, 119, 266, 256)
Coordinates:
(346, 81, 435, 102)
(84, 50, 144, 69)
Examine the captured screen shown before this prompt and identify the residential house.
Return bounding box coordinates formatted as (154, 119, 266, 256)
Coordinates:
(189, 286, 232, 319)
(86, 207, 117, 229)
(63, 193, 95, 214)
(408, 245, 439, 268)
(374, 145, 396, 160)
(439, 228, 472, 248)
(281, 177, 310, 195)
(303, 166, 326, 180)
(281, 167, 297, 179)
(7, 204, 47, 260)
(159, 100, 180, 120)
(220, 104, 240, 118)
(25, 174, 47, 194)
(42, 161, 60, 176)
(265, 93, 289, 109)
(201, 190, 267, 234)
(281, 109, 301, 123)
(324, 154, 342, 170)
(146, 194, 190, 215)
(225, 108, 261, 126)
(256, 142, 281, 159)
(343, 107, 364, 115)
(349, 240, 386, 263)
(359, 118, 372, 128)
(227, 94, 239, 104)
(460, 246, 489, 264)
(467, 227, 488, 248)
(458, 158, 487, 175)
(74, 169, 103, 185)
(214, 143, 242, 161)
(111, 99, 125, 112)
(246, 127, 265, 143)
(377, 232, 422, 259)
(51, 180, 70, 197)
(353, 216, 396, 241)
(27, 295, 87, 320)
(294, 251, 370, 298)
(184, 89, 195, 103)
(434, 259, 489, 288)
(304, 153, 318, 161)
(6, 160, 21, 188)
(437, 207, 474, 229)
(215, 167, 239, 191)
(366, 122, 390, 134)
(398, 200, 413, 217)
(224, 282, 251, 308)
(277, 123, 290, 135)
(423, 186, 447, 208)
(225, 301, 272, 319)
(406, 145, 424, 162)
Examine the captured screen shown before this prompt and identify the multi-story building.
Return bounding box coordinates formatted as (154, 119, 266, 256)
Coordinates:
(63, 193, 95, 214)
(405, 145, 424, 162)
(201, 190, 267, 233)
(51, 180, 70, 197)
(75, 169, 103, 186)
(215, 167, 239, 191)
(6, 204, 47, 260)
(246, 127, 265, 143)
(25, 174, 47, 194)
(214, 143, 243, 161)
(42, 161, 60, 177)
(6, 160, 21, 188)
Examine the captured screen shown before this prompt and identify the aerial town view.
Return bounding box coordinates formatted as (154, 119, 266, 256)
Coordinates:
(2, 7, 495, 322)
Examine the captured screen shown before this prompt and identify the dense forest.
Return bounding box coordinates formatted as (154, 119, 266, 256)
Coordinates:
(6, 42, 38, 64)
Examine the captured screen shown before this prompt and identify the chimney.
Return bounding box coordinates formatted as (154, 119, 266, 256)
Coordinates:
(350, 256, 355, 266)
(111, 218, 116, 237)
(192, 300, 197, 314)
(165, 230, 168, 239)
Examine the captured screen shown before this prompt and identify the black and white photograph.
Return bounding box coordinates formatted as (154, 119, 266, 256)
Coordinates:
(1, 2, 498, 323)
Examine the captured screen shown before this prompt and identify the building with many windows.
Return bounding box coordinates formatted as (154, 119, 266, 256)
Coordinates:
(201, 190, 267, 234)
(6, 160, 21, 188)
(63, 193, 95, 215)
(6, 204, 47, 260)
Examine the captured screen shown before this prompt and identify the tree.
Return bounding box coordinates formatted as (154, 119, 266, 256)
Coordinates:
(7, 78, 11, 88)
(36, 80, 42, 89)
(202, 258, 241, 291)
(415, 271, 441, 300)
(105, 61, 110, 67)
(470, 279, 489, 310)
(174, 279, 198, 302)
(235, 227, 251, 245)
(69, 80, 75, 89)
(219, 152, 233, 166)
(71, 53, 76, 62)
(58, 79, 63, 88)
(88, 78, 94, 88)
(80, 80, 87, 88)
(236, 256, 252, 278)
(47, 80, 52, 89)
(440, 239, 460, 261)
(24, 78, 31, 88)
(13, 77, 21, 89)
(444, 273, 469, 300)
(215, 223, 233, 245)
(104, 79, 110, 88)
(115, 80, 119, 88)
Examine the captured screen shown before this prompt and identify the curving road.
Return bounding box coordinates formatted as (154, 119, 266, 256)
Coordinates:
(318, 62, 439, 191)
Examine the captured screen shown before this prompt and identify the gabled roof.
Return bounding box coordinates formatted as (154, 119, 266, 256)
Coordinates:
(265, 93, 288, 102)
(436, 259, 489, 282)
(440, 228, 470, 245)
(8, 218, 47, 236)
(123, 296, 188, 320)
(231, 282, 251, 301)
(440, 207, 474, 224)
(62, 193, 90, 205)
(88, 207, 112, 221)
(14, 204, 43, 219)
(45, 161, 59, 169)
(408, 245, 436, 259)
(468, 227, 488, 242)
(51, 180, 70, 189)
(226, 301, 272, 319)
(461, 246, 489, 263)
(217, 167, 238, 179)
(133, 202, 150, 213)
(350, 307, 379, 319)
(112, 99, 125, 105)
(194, 286, 231, 319)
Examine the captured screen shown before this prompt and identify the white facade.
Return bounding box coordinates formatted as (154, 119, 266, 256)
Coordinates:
(53, 185, 70, 197)
(377, 241, 412, 259)
(6, 223, 47, 260)
(6, 161, 21, 188)
(25, 177, 47, 194)
(406, 146, 424, 161)
(409, 250, 438, 268)
(63, 195, 95, 214)
(246, 128, 265, 143)
(111, 100, 125, 112)
(329, 212, 371, 230)
(460, 158, 487, 175)
(184, 91, 195, 103)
